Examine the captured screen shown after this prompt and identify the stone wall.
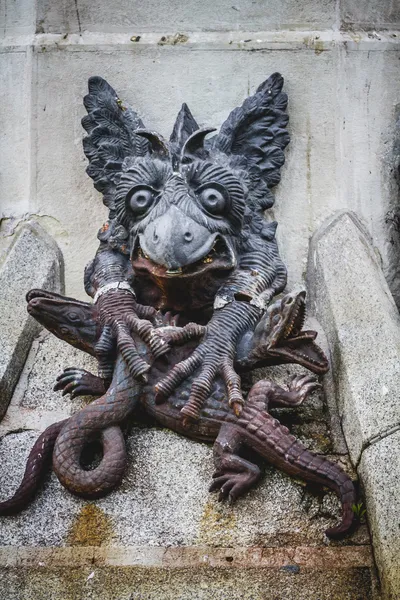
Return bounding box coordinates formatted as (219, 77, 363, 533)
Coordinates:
(1, 0, 400, 302)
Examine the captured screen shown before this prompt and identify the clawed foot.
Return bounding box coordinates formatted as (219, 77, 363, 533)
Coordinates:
(287, 373, 322, 406)
(209, 469, 260, 503)
(54, 368, 107, 398)
(154, 322, 206, 346)
(94, 290, 171, 382)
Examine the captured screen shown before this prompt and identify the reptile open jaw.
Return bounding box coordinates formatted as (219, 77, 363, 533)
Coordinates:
(281, 292, 307, 340)
(252, 291, 329, 374)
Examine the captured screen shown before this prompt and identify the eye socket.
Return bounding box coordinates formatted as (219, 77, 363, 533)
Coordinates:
(126, 185, 156, 215)
(196, 183, 230, 216)
(68, 311, 81, 322)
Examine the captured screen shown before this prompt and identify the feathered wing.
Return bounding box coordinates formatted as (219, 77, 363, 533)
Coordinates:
(211, 72, 290, 210)
(82, 76, 149, 211)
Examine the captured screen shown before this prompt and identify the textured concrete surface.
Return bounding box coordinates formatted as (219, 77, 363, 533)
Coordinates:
(18, 332, 97, 413)
(0, 0, 35, 36)
(36, 0, 337, 33)
(308, 210, 400, 599)
(308, 211, 400, 464)
(359, 431, 400, 600)
(0, 49, 31, 217)
(0, 565, 376, 600)
(341, 0, 400, 29)
(0, 223, 63, 420)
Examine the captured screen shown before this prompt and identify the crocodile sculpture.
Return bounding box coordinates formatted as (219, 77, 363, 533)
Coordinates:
(0, 74, 356, 538)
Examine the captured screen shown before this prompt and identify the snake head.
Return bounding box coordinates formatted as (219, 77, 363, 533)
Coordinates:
(250, 290, 329, 374)
(26, 289, 98, 355)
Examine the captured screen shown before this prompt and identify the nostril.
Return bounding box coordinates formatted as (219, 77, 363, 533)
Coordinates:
(184, 231, 193, 243)
(27, 300, 38, 313)
(153, 230, 159, 243)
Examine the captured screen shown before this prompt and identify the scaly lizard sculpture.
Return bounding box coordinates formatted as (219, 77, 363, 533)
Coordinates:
(0, 74, 355, 538)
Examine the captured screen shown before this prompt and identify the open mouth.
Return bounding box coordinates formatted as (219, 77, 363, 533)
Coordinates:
(27, 289, 60, 303)
(131, 235, 236, 279)
(281, 293, 307, 340)
(26, 289, 89, 315)
(265, 292, 329, 374)
(26, 289, 64, 316)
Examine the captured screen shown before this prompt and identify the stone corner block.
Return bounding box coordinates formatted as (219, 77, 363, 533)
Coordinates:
(0, 221, 64, 420)
(306, 210, 400, 464)
(358, 430, 400, 600)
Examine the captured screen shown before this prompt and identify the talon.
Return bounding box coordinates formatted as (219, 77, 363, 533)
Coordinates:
(232, 401, 243, 417)
(180, 403, 201, 422)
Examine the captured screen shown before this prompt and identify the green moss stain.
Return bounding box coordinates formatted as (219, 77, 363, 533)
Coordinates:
(67, 504, 112, 546)
(198, 499, 237, 545)
(158, 33, 189, 45)
(303, 36, 325, 55)
(314, 40, 324, 55)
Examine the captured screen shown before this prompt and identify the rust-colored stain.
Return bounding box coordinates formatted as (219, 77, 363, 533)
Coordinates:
(198, 498, 237, 545)
(67, 504, 112, 546)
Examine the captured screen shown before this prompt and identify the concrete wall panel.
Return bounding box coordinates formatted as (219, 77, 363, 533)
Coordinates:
(0, 0, 35, 37)
(36, 0, 337, 34)
(0, 49, 31, 217)
(341, 0, 400, 30)
(338, 47, 400, 300)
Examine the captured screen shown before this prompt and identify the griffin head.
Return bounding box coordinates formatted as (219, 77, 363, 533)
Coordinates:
(81, 74, 289, 287)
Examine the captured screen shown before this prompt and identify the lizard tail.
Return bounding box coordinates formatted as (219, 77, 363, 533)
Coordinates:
(239, 404, 356, 538)
(0, 420, 66, 515)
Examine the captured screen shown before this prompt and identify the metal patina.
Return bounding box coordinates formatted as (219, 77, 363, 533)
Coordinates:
(0, 74, 355, 538)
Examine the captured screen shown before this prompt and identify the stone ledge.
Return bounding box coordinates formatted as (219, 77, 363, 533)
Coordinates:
(0, 545, 373, 569)
(307, 210, 400, 464)
(307, 210, 400, 599)
(0, 222, 63, 421)
(0, 564, 377, 600)
(2, 30, 400, 52)
(359, 431, 400, 600)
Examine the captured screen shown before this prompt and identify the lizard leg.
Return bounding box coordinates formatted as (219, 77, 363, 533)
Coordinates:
(248, 376, 321, 409)
(209, 424, 261, 503)
(54, 368, 108, 399)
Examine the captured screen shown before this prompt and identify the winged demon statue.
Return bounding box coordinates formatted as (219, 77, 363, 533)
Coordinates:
(0, 74, 356, 538)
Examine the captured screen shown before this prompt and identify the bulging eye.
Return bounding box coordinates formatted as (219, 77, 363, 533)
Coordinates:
(68, 311, 80, 322)
(196, 183, 230, 216)
(126, 185, 156, 215)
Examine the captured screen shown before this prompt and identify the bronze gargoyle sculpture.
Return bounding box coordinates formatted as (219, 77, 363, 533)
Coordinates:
(0, 74, 355, 538)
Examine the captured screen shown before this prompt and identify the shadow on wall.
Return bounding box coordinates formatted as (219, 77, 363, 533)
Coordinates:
(384, 111, 400, 309)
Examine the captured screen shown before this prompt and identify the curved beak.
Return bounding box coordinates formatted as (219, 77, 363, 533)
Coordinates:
(139, 205, 219, 270)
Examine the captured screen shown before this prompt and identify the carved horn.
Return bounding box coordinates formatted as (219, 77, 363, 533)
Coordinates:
(181, 127, 216, 162)
(135, 129, 170, 158)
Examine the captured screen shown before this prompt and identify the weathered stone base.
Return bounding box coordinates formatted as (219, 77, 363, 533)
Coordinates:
(308, 210, 400, 599)
(0, 216, 383, 599)
(0, 223, 63, 420)
(0, 329, 379, 598)
(0, 564, 375, 600)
